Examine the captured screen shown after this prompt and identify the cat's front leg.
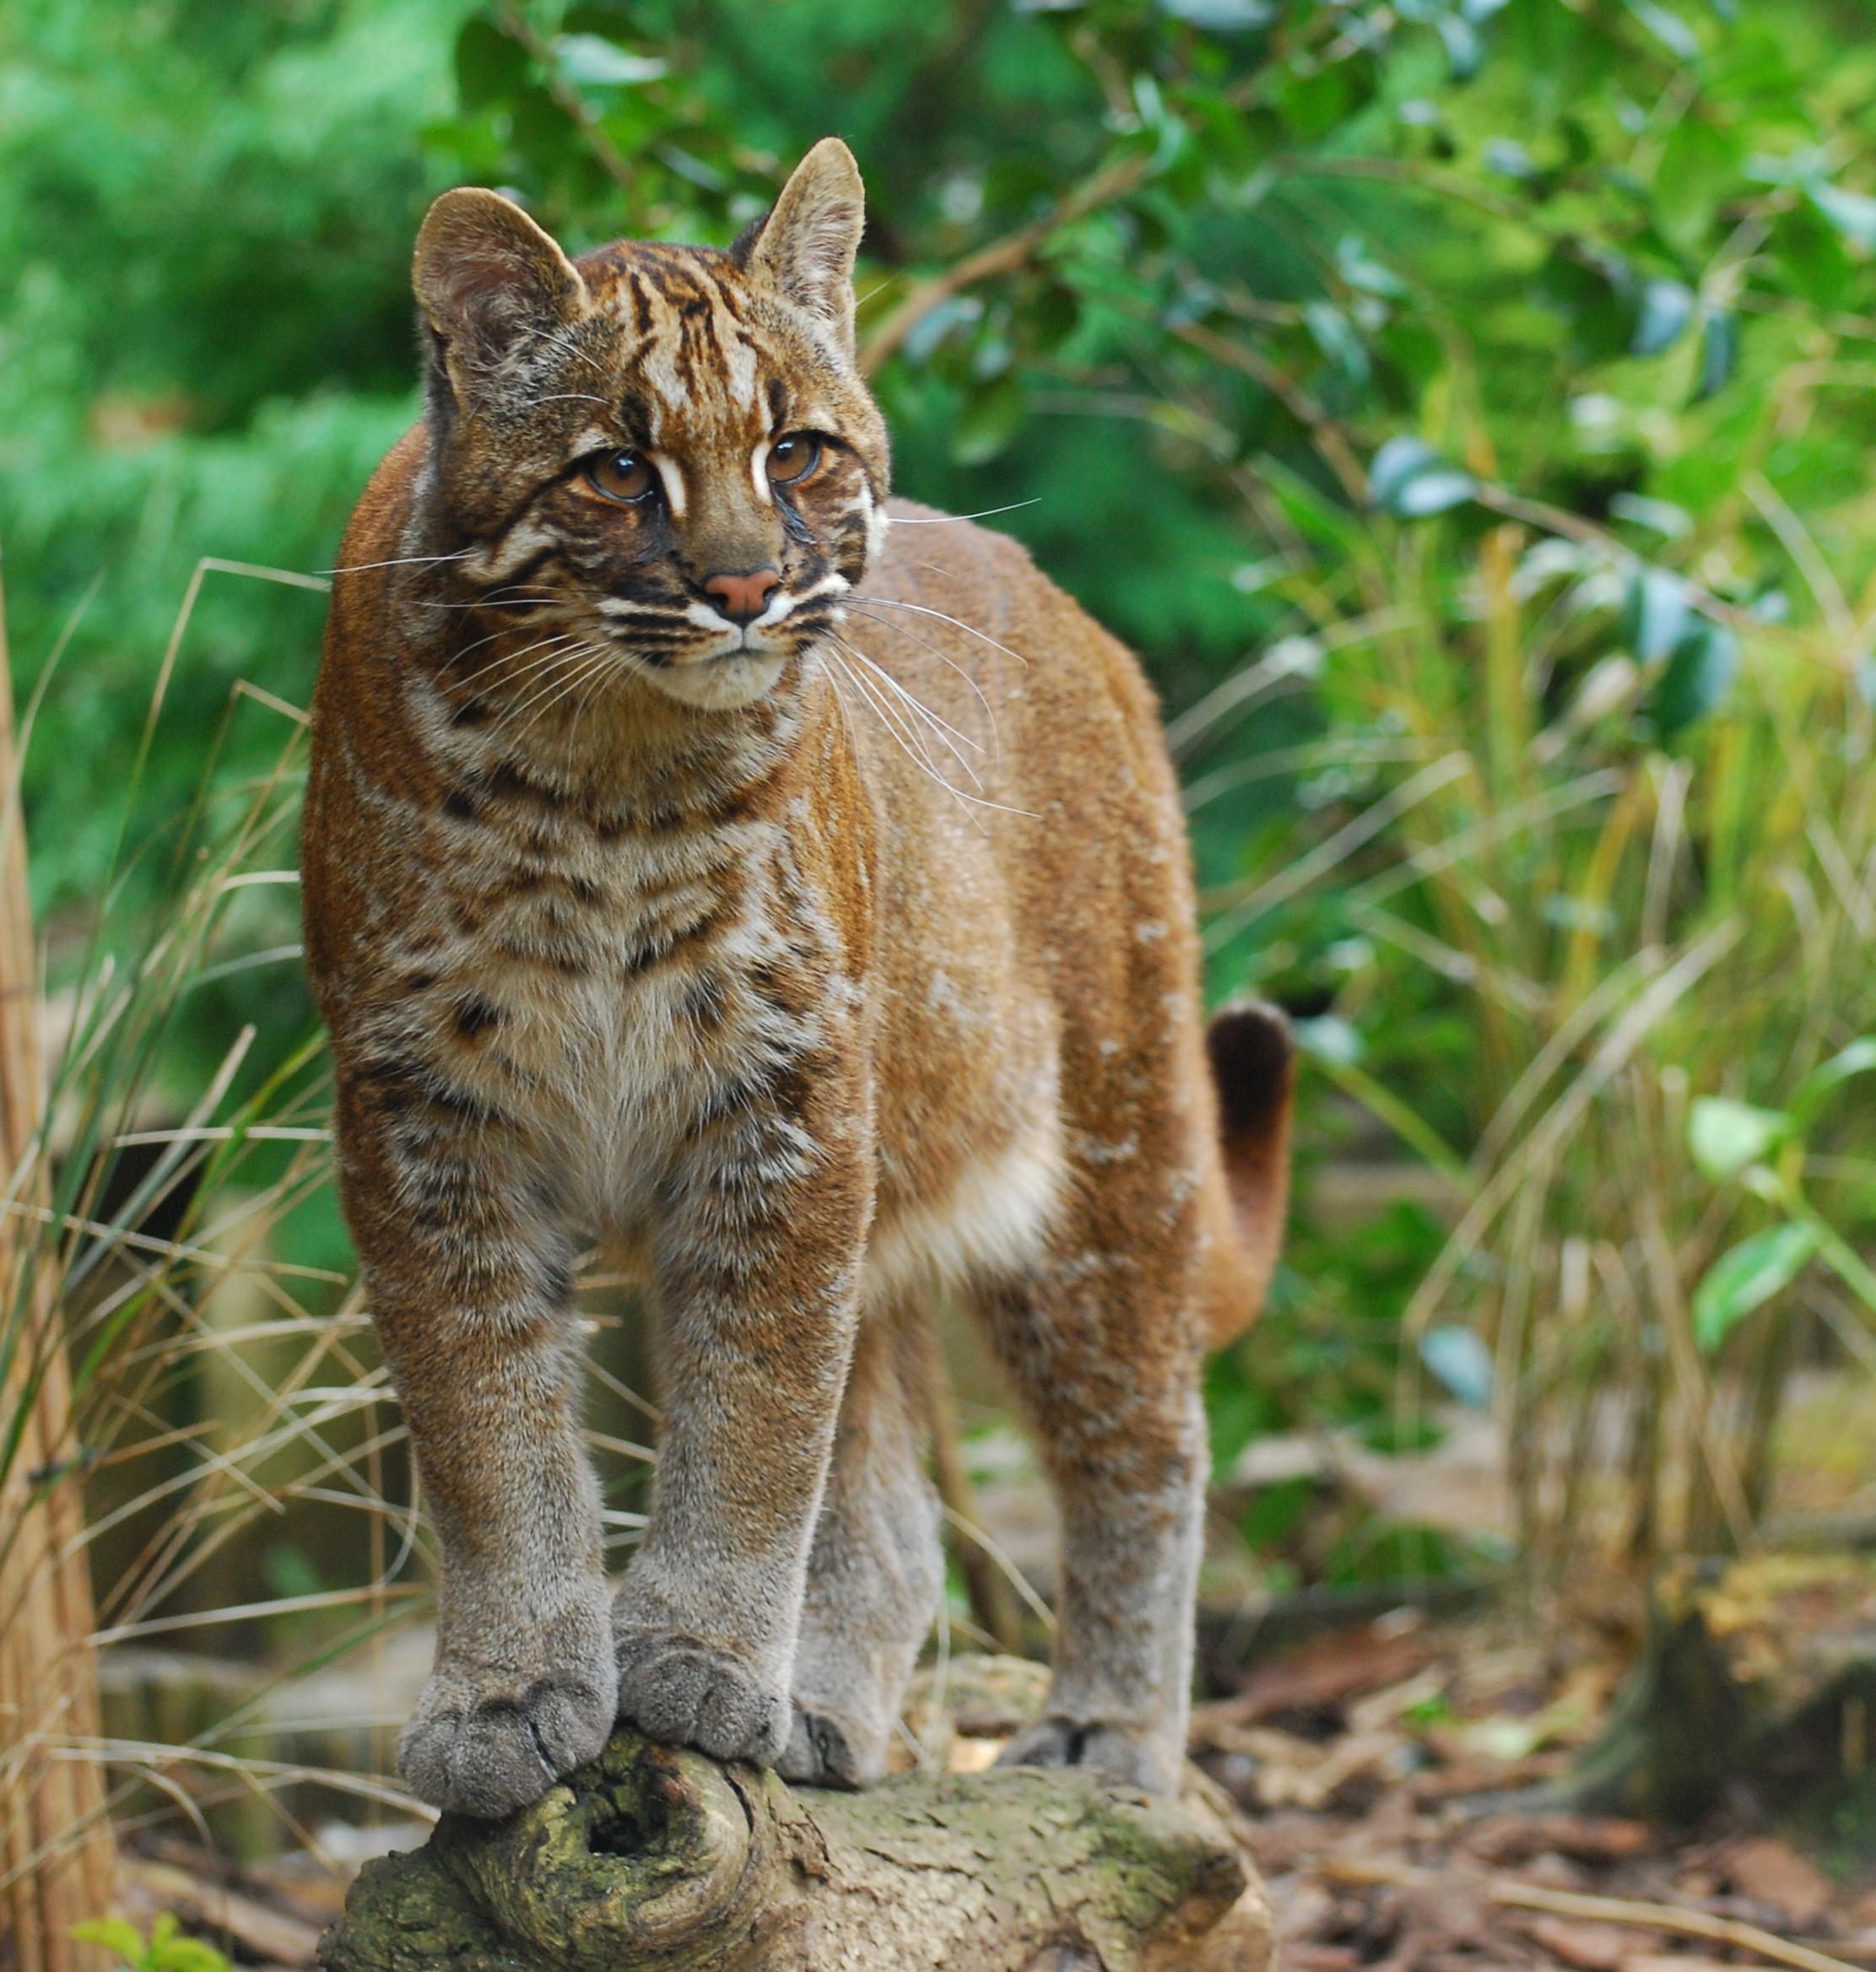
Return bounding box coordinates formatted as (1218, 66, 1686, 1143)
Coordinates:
(338, 1078, 616, 1820)
(613, 1054, 871, 1768)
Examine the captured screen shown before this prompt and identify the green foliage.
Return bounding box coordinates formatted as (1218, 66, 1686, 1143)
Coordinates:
(1689, 1041, 1876, 1352)
(73, 1915, 234, 1972)
(5, 0, 1876, 1606)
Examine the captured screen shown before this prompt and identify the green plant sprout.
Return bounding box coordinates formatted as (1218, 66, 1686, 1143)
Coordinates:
(1689, 1040, 1876, 1353)
(71, 1915, 234, 1972)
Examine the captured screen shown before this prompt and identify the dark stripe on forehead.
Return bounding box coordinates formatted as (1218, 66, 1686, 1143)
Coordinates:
(675, 300, 726, 392)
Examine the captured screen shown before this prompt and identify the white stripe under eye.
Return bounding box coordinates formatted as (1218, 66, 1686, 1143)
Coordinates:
(649, 451, 687, 518)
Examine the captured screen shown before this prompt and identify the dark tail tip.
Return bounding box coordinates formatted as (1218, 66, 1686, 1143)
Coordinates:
(1207, 999, 1295, 1146)
(1204, 1000, 1295, 1345)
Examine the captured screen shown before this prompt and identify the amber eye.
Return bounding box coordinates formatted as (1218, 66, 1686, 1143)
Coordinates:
(766, 435, 822, 486)
(585, 451, 656, 503)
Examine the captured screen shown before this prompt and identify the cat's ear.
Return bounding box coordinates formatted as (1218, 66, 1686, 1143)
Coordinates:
(414, 188, 587, 401)
(742, 138, 865, 354)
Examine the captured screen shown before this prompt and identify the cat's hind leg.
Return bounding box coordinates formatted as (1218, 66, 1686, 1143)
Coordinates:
(970, 1213, 1210, 1798)
(777, 1310, 943, 1789)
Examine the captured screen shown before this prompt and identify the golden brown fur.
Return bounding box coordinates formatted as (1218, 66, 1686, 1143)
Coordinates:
(302, 140, 1291, 1818)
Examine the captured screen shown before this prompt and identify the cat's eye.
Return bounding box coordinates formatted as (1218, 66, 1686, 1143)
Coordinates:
(585, 451, 656, 503)
(766, 435, 822, 486)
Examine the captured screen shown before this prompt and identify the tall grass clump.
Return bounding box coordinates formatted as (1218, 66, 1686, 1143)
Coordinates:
(1200, 451, 1876, 1632)
(0, 565, 425, 1957)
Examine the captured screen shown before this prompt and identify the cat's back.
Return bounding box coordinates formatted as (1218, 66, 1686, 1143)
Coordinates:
(853, 500, 1193, 948)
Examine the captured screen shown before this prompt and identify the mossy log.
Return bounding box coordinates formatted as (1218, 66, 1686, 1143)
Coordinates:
(318, 1659, 1270, 1972)
(1564, 1553, 1876, 1823)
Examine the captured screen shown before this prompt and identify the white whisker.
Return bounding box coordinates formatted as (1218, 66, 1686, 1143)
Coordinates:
(423, 594, 560, 613)
(857, 595, 1028, 668)
(828, 650, 959, 797)
(830, 635, 987, 791)
(452, 630, 587, 694)
(490, 642, 613, 737)
(324, 549, 476, 575)
(523, 647, 621, 736)
(846, 602, 1002, 762)
(826, 651, 1036, 822)
(885, 500, 1041, 525)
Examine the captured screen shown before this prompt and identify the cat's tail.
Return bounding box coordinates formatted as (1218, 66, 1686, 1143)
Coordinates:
(1204, 1000, 1295, 1346)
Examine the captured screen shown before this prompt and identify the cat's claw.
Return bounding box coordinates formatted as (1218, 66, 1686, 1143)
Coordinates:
(398, 1660, 614, 1819)
(614, 1631, 791, 1766)
(995, 1714, 1181, 1795)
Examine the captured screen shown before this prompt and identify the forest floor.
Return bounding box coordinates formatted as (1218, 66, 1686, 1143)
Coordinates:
(113, 1597, 1876, 1972)
(1192, 1604, 1876, 1972)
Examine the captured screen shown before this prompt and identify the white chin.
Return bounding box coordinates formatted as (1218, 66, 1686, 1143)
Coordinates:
(645, 651, 788, 710)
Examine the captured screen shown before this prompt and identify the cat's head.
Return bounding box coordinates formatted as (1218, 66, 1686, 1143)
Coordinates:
(409, 139, 889, 711)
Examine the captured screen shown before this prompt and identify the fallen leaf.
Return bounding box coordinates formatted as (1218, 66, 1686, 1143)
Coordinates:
(1465, 1814, 1652, 1867)
(1723, 1836, 1833, 1927)
(1518, 1914, 1645, 1970)
(1255, 1728, 1407, 1810)
(1235, 1624, 1434, 1720)
(1622, 1958, 1742, 1972)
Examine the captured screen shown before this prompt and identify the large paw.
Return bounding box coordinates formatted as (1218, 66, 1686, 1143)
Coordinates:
(614, 1630, 791, 1766)
(398, 1656, 615, 1819)
(776, 1702, 868, 1791)
(995, 1715, 1181, 1796)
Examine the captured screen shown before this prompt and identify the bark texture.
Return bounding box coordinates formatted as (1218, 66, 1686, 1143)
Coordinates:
(0, 555, 116, 1972)
(321, 1661, 1271, 1972)
(1563, 1553, 1876, 1823)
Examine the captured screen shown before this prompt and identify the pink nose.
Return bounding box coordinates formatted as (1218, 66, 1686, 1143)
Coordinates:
(704, 569, 781, 624)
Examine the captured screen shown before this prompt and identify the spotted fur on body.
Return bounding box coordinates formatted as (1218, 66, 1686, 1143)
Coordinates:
(303, 139, 1294, 1821)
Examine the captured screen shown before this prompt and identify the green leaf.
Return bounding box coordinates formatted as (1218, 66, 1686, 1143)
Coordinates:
(71, 1918, 149, 1968)
(951, 377, 1026, 467)
(1689, 1095, 1789, 1180)
(553, 35, 667, 87)
(1696, 310, 1738, 398)
(1808, 180, 1876, 253)
(1655, 621, 1738, 738)
(1792, 1039, 1876, 1126)
(1693, 1222, 1822, 1351)
(1369, 436, 1475, 516)
(1623, 0, 1701, 59)
(1421, 1325, 1494, 1408)
(1632, 279, 1695, 355)
(1157, 0, 1276, 30)
(151, 1938, 235, 1972)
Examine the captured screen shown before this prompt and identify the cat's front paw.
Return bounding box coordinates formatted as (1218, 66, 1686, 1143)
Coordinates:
(995, 1714, 1181, 1796)
(614, 1629, 791, 1766)
(398, 1646, 615, 1819)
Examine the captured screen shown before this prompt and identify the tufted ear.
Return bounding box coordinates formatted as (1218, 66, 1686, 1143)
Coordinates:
(743, 138, 865, 354)
(414, 188, 587, 402)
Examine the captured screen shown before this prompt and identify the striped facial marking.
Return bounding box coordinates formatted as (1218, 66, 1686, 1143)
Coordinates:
(415, 215, 889, 716)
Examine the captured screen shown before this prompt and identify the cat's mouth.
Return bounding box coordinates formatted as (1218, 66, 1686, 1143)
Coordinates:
(645, 640, 792, 710)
